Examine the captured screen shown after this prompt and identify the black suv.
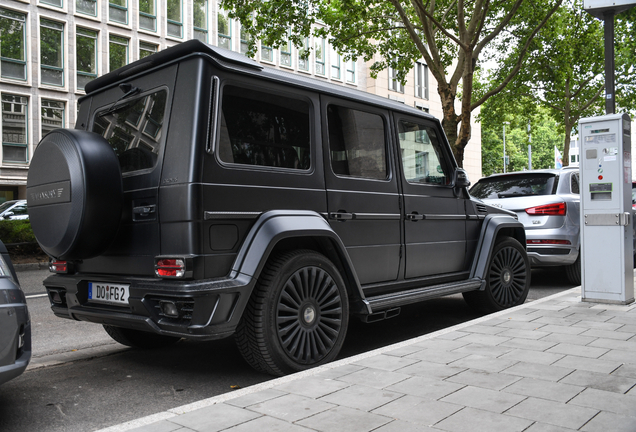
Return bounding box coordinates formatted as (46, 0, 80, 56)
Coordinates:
(27, 40, 528, 376)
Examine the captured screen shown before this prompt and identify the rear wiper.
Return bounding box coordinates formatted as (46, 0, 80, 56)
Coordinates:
(103, 83, 142, 114)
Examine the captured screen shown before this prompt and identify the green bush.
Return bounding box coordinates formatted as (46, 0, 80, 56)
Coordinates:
(0, 220, 36, 244)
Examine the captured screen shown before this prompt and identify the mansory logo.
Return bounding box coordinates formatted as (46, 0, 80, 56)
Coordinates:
(30, 188, 64, 201)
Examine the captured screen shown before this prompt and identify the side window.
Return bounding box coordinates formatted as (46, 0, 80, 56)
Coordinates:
(571, 172, 580, 194)
(218, 85, 311, 170)
(11, 204, 27, 215)
(398, 120, 450, 185)
(327, 105, 387, 180)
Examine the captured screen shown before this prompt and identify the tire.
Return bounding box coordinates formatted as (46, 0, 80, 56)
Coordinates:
(103, 325, 181, 349)
(463, 237, 530, 313)
(235, 250, 349, 376)
(565, 252, 581, 285)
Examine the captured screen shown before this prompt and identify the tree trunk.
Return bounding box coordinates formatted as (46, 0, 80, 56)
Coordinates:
(563, 123, 572, 168)
(438, 83, 462, 167)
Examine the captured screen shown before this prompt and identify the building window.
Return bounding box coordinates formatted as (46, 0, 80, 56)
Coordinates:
(109, 0, 128, 24)
(330, 49, 340, 80)
(261, 42, 273, 62)
(167, 0, 183, 38)
(42, 0, 63, 8)
(415, 62, 428, 99)
(139, 41, 157, 59)
(76, 27, 97, 91)
(76, 0, 97, 16)
(280, 31, 292, 67)
(389, 67, 404, 93)
(0, 9, 27, 81)
(1, 94, 28, 163)
(239, 25, 250, 54)
(139, 0, 156, 31)
(41, 100, 65, 138)
(315, 38, 325, 76)
(217, 9, 231, 49)
(297, 37, 309, 72)
(193, 0, 207, 42)
(346, 60, 355, 83)
(109, 35, 128, 71)
(40, 19, 64, 87)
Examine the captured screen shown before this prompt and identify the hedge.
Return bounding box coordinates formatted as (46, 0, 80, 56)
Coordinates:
(0, 220, 37, 245)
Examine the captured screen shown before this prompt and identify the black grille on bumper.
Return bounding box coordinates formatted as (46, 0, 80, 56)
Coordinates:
(146, 296, 195, 325)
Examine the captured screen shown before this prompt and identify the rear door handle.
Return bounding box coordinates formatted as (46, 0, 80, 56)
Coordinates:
(329, 212, 354, 221)
(133, 204, 156, 215)
(406, 212, 424, 221)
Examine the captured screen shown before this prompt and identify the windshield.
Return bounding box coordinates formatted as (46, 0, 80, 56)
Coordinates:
(92, 90, 168, 174)
(470, 173, 558, 199)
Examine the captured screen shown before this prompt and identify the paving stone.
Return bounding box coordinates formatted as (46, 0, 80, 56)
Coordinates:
(502, 312, 544, 322)
(454, 333, 512, 346)
(248, 393, 335, 422)
(226, 389, 287, 408)
(461, 324, 508, 335)
(568, 388, 636, 416)
(540, 333, 598, 346)
(128, 421, 190, 432)
(562, 307, 604, 316)
(561, 369, 636, 393)
(397, 361, 466, 380)
(527, 310, 576, 319)
(412, 339, 470, 351)
(580, 411, 636, 432)
(588, 338, 636, 352)
(532, 316, 580, 326)
(499, 338, 558, 352)
(446, 369, 521, 391)
(352, 354, 420, 371)
(502, 377, 584, 403)
(571, 320, 624, 331)
(497, 328, 551, 340)
(314, 364, 365, 380)
(605, 315, 636, 325)
(501, 361, 574, 382)
(440, 385, 526, 413)
(616, 324, 636, 334)
(451, 343, 512, 358)
(273, 377, 350, 398)
(564, 313, 611, 322)
(224, 415, 314, 432)
(405, 348, 471, 365)
(372, 395, 463, 426)
(538, 324, 587, 335)
(478, 318, 509, 326)
(335, 367, 410, 389)
(580, 328, 635, 340)
(433, 407, 533, 432)
(546, 343, 608, 359)
(318, 383, 403, 412)
(448, 354, 518, 373)
(527, 304, 569, 312)
(385, 375, 465, 400)
(436, 331, 471, 341)
(552, 355, 622, 374)
(498, 348, 564, 366)
(495, 320, 548, 331)
(611, 364, 636, 379)
(504, 397, 599, 430)
(385, 345, 426, 358)
(523, 423, 577, 432)
(372, 419, 444, 431)
(296, 405, 392, 432)
(169, 403, 261, 432)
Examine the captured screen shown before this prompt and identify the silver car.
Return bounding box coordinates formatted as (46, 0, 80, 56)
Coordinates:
(469, 167, 581, 284)
(0, 200, 28, 221)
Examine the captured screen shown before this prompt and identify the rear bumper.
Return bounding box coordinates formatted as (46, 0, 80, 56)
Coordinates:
(0, 286, 32, 385)
(527, 246, 578, 266)
(43, 272, 255, 341)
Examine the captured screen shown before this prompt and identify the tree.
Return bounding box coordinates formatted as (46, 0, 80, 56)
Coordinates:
(219, 0, 562, 167)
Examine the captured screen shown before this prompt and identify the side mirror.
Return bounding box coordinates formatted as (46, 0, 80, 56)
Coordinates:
(454, 168, 471, 189)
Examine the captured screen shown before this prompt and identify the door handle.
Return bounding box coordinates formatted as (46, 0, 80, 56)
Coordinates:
(329, 212, 354, 221)
(406, 212, 424, 221)
(133, 204, 156, 215)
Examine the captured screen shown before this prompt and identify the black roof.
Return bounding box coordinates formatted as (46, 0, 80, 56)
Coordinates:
(84, 39, 434, 120)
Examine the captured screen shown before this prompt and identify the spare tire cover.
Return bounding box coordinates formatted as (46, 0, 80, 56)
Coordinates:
(27, 129, 123, 260)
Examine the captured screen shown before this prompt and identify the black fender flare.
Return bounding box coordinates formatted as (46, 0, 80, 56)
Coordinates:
(230, 210, 369, 314)
(469, 214, 527, 287)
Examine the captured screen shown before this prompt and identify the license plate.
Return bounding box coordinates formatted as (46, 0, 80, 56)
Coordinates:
(88, 282, 129, 306)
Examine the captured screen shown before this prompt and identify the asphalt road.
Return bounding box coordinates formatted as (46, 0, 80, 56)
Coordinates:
(0, 267, 576, 432)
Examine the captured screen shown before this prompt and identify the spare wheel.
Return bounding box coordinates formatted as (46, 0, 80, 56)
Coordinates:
(26, 129, 123, 260)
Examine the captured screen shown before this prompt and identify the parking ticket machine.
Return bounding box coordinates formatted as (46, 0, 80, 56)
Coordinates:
(579, 113, 634, 304)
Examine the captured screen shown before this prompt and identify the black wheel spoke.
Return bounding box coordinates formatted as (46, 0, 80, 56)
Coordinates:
(489, 245, 528, 307)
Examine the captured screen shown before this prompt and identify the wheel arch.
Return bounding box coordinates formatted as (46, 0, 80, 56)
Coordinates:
(470, 214, 527, 284)
(231, 210, 369, 314)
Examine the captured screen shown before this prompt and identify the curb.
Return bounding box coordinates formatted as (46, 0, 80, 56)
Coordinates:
(14, 262, 49, 272)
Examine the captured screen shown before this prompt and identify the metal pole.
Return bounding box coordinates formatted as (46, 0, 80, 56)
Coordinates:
(528, 119, 532, 170)
(604, 11, 615, 114)
(503, 123, 507, 173)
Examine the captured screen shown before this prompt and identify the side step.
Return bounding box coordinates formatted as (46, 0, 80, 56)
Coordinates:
(365, 278, 483, 312)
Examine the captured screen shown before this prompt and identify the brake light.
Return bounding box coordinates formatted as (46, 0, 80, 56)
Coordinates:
(155, 258, 185, 278)
(527, 239, 571, 245)
(49, 260, 69, 273)
(525, 202, 566, 216)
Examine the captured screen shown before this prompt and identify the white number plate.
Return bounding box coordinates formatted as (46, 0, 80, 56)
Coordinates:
(88, 282, 129, 306)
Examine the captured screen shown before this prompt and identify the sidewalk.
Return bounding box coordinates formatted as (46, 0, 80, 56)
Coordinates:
(98, 287, 636, 432)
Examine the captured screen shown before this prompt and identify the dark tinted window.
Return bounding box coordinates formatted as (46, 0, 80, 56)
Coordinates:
(470, 173, 557, 199)
(218, 85, 310, 170)
(571, 173, 580, 194)
(327, 105, 387, 180)
(398, 120, 450, 185)
(93, 90, 167, 174)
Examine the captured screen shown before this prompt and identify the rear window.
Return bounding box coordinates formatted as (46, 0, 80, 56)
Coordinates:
(92, 89, 168, 174)
(470, 173, 558, 199)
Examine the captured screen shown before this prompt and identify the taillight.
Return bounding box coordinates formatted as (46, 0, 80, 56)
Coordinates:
(527, 239, 571, 245)
(49, 260, 69, 273)
(525, 202, 566, 216)
(155, 258, 186, 278)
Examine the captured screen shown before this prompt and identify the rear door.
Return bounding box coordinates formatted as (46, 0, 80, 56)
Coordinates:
(322, 97, 401, 285)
